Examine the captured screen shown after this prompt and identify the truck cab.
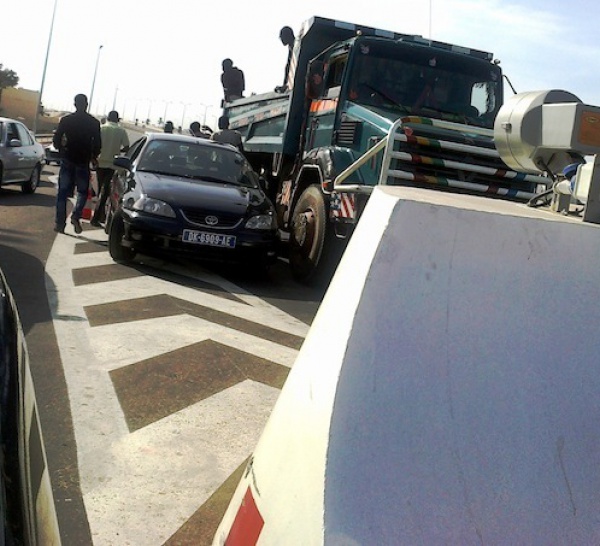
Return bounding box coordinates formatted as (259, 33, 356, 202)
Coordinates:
(304, 33, 503, 186)
(225, 16, 546, 283)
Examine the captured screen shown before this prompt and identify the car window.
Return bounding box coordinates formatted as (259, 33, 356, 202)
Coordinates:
(135, 139, 260, 187)
(137, 140, 177, 172)
(126, 137, 146, 161)
(7, 123, 19, 143)
(16, 123, 33, 146)
(188, 145, 260, 187)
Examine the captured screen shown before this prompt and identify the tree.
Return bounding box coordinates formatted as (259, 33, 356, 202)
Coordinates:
(0, 64, 19, 108)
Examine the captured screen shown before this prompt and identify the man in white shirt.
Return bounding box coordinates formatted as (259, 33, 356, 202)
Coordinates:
(91, 111, 129, 226)
(210, 115, 243, 152)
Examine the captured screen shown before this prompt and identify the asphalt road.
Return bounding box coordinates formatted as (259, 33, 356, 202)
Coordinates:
(0, 159, 327, 545)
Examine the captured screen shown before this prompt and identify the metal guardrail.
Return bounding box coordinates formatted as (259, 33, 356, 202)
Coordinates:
(332, 116, 548, 200)
(35, 134, 54, 146)
(332, 137, 386, 194)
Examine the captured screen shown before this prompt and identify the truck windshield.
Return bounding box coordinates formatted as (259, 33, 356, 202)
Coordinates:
(347, 39, 502, 128)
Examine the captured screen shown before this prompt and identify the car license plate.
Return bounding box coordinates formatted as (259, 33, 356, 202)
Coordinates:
(182, 229, 236, 248)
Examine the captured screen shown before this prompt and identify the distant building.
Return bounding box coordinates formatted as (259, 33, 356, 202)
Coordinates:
(0, 87, 60, 133)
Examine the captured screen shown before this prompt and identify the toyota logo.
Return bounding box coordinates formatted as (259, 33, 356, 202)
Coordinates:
(205, 215, 219, 226)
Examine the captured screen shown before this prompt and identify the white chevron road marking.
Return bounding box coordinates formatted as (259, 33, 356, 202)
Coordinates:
(88, 315, 299, 370)
(45, 228, 306, 545)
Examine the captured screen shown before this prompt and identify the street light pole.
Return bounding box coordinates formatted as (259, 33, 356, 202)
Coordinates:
(180, 102, 191, 131)
(33, 0, 58, 134)
(112, 86, 119, 111)
(89, 44, 103, 114)
(199, 103, 213, 126)
(163, 101, 171, 125)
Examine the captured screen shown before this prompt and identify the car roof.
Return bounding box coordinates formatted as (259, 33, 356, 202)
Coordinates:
(0, 116, 28, 124)
(143, 132, 239, 152)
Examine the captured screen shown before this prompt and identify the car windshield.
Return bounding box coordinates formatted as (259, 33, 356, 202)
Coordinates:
(137, 140, 260, 188)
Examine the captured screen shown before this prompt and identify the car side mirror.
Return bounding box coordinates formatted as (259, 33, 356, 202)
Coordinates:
(258, 175, 268, 192)
(113, 156, 132, 170)
(9, 139, 22, 148)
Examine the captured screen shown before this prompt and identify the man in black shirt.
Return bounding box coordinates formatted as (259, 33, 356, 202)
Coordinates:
(53, 93, 101, 233)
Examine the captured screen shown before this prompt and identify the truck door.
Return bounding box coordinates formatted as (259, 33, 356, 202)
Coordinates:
(1, 122, 23, 183)
(304, 54, 347, 153)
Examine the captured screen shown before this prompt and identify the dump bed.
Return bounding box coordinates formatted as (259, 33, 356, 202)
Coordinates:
(226, 91, 290, 155)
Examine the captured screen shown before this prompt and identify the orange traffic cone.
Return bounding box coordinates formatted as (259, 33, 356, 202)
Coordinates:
(82, 169, 98, 221)
(82, 187, 96, 220)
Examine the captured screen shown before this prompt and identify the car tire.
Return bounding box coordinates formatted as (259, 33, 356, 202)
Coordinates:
(108, 212, 136, 263)
(104, 199, 114, 235)
(21, 165, 40, 194)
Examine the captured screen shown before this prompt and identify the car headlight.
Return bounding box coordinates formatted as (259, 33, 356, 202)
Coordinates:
(132, 195, 176, 218)
(245, 213, 275, 230)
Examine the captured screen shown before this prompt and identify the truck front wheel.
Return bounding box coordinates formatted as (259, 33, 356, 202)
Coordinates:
(289, 185, 333, 284)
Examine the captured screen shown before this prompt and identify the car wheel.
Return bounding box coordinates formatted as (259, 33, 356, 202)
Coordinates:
(289, 185, 338, 284)
(104, 200, 114, 235)
(108, 212, 136, 263)
(22, 165, 40, 194)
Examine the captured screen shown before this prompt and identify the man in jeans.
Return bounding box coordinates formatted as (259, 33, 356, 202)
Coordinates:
(90, 110, 129, 227)
(53, 93, 101, 234)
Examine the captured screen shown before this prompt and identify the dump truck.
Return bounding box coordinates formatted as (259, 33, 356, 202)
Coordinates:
(224, 15, 552, 283)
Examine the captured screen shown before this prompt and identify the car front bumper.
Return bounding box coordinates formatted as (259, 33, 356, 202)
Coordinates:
(121, 210, 278, 264)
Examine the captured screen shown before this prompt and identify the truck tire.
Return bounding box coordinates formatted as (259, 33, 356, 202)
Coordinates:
(289, 185, 340, 284)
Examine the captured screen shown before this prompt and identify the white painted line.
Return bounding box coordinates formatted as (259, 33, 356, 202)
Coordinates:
(88, 314, 299, 370)
(45, 226, 304, 545)
(84, 380, 279, 546)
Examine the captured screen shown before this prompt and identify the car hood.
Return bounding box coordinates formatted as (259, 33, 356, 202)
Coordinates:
(136, 172, 269, 212)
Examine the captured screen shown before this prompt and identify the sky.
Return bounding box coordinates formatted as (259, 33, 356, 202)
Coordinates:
(2, 0, 599, 131)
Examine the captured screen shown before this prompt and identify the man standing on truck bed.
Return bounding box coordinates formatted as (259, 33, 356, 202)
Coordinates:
(276, 25, 295, 92)
(221, 58, 245, 103)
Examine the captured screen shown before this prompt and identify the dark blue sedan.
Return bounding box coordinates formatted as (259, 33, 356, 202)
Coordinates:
(105, 133, 278, 268)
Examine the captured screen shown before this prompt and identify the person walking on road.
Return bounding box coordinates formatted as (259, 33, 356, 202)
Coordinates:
(91, 110, 129, 227)
(211, 115, 243, 152)
(53, 93, 101, 234)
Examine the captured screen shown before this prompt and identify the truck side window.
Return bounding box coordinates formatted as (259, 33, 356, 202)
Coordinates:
(306, 61, 325, 99)
(325, 56, 347, 89)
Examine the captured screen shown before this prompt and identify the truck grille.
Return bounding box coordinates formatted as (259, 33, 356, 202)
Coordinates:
(380, 116, 549, 200)
(337, 120, 361, 146)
